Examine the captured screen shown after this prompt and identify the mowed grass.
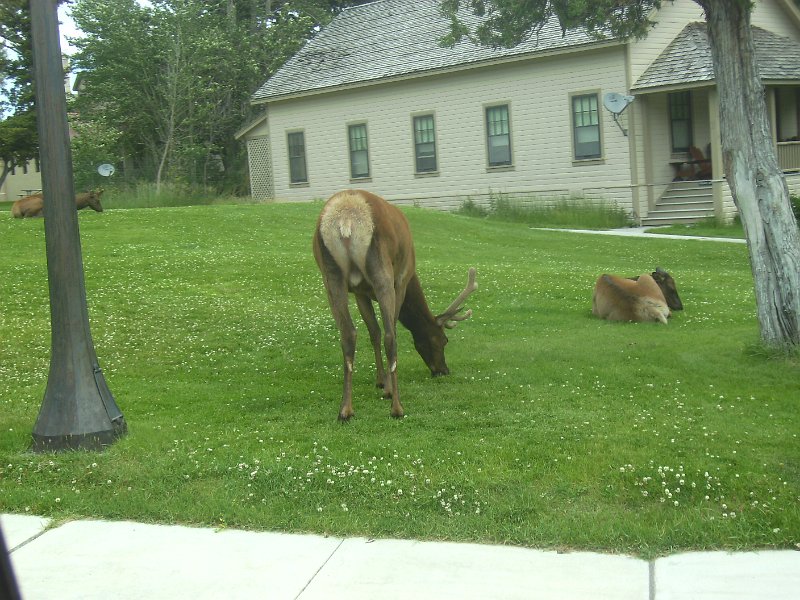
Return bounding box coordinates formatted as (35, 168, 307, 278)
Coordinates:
(650, 219, 746, 239)
(0, 203, 798, 558)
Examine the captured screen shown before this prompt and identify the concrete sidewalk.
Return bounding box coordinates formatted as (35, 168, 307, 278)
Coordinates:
(531, 226, 748, 244)
(3, 514, 799, 599)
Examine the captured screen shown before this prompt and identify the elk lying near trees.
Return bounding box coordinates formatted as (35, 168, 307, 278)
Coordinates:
(11, 188, 105, 218)
(592, 267, 683, 324)
(313, 189, 477, 421)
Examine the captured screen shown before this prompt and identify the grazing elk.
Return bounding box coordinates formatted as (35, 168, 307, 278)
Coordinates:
(313, 189, 477, 421)
(592, 267, 683, 324)
(11, 188, 105, 218)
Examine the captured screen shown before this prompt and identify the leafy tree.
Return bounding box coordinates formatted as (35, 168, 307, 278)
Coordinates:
(68, 0, 364, 192)
(69, 117, 122, 191)
(441, 0, 800, 351)
(0, 0, 37, 190)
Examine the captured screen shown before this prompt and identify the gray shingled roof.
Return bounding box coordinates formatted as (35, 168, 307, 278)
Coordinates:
(633, 22, 800, 90)
(252, 0, 608, 102)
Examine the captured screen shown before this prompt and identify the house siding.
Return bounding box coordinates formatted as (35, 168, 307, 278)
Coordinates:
(628, 1, 708, 86)
(246, 0, 800, 223)
(0, 160, 43, 204)
(266, 45, 634, 211)
(629, 0, 800, 87)
(752, 0, 800, 42)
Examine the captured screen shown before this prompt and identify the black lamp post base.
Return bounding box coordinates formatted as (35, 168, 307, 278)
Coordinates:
(31, 419, 128, 452)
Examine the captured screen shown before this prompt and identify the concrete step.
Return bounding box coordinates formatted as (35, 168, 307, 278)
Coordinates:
(656, 197, 713, 207)
(642, 204, 714, 222)
(659, 191, 714, 202)
(641, 216, 711, 226)
(646, 206, 714, 217)
(644, 180, 715, 224)
(670, 179, 712, 188)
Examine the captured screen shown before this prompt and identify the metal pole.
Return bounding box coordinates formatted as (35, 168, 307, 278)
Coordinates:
(29, 0, 126, 451)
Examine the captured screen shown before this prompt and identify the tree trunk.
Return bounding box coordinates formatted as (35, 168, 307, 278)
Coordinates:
(698, 0, 800, 349)
(155, 28, 183, 193)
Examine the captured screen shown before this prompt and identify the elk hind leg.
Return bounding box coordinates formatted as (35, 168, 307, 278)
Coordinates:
(356, 294, 388, 393)
(374, 286, 404, 419)
(325, 277, 357, 421)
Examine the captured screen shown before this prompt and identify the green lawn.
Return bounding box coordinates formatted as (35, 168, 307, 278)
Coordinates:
(0, 203, 797, 558)
(649, 220, 746, 239)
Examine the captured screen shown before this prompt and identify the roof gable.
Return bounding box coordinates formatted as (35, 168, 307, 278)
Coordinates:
(633, 22, 800, 91)
(252, 0, 611, 103)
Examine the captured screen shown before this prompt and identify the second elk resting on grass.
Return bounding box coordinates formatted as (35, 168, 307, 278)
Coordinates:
(313, 189, 478, 421)
(592, 267, 683, 324)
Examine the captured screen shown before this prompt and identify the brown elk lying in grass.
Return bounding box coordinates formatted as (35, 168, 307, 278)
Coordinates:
(11, 188, 105, 218)
(313, 189, 477, 421)
(592, 267, 683, 324)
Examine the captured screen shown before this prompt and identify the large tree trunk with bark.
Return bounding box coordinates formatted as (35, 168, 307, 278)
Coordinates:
(698, 0, 800, 349)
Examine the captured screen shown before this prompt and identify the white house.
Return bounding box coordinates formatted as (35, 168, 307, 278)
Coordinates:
(238, 0, 800, 224)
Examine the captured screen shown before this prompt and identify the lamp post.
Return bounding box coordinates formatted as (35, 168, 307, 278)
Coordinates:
(29, 0, 126, 451)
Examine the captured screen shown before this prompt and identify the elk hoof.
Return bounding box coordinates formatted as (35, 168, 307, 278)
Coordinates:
(338, 411, 354, 423)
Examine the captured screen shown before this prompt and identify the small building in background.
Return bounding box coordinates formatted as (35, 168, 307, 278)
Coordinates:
(1, 56, 74, 204)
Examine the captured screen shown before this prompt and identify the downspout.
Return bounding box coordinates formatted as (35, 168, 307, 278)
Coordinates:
(624, 43, 642, 224)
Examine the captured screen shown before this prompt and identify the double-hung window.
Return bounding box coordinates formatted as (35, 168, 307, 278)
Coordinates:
(485, 104, 512, 167)
(413, 115, 437, 173)
(348, 123, 370, 179)
(287, 131, 308, 184)
(668, 91, 693, 154)
(572, 94, 601, 160)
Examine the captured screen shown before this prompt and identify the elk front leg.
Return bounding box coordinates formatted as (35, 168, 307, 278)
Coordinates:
(355, 295, 388, 392)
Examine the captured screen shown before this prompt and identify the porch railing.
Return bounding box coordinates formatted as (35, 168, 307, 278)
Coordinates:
(777, 141, 800, 171)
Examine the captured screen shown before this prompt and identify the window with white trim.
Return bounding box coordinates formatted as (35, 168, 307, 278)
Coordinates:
(413, 114, 437, 173)
(348, 123, 370, 179)
(572, 94, 601, 160)
(485, 104, 512, 167)
(287, 131, 308, 184)
(668, 91, 693, 154)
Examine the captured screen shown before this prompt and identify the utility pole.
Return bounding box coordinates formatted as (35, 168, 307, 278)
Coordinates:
(29, 0, 126, 451)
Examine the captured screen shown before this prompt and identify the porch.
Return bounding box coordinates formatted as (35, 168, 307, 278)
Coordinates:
(778, 140, 800, 172)
(633, 85, 800, 225)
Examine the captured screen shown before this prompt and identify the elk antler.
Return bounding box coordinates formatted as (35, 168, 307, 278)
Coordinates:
(436, 267, 478, 329)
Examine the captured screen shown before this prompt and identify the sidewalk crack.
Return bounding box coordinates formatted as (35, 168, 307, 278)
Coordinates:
(295, 538, 345, 599)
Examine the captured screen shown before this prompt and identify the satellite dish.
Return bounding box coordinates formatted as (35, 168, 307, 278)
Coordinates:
(97, 163, 115, 177)
(603, 92, 635, 115)
(603, 93, 635, 136)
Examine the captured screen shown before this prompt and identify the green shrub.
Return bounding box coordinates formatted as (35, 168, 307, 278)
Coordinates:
(455, 197, 489, 218)
(97, 182, 250, 209)
(458, 191, 632, 229)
